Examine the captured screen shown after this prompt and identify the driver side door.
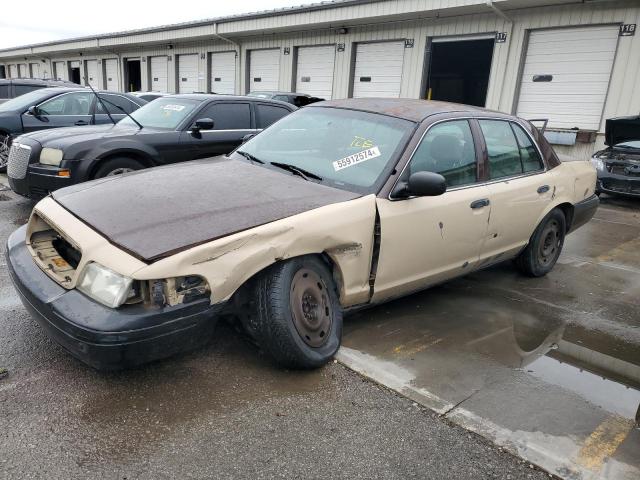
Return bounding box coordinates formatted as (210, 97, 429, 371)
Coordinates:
(22, 92, 94, 133)
(372, 119, 492, 303)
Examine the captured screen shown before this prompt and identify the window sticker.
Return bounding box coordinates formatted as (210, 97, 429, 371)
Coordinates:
(162, 104, 186, 112)
(350, 135, 374, 148)
(333, 146, 381, 172)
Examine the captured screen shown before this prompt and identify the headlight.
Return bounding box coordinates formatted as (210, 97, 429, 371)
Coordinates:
(76, 262, 133, 308)
(39, 148, 64, 166)
(590, 158, 604, 171)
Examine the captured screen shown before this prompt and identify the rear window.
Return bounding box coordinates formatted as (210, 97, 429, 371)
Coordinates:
(255, 104, 291, 129)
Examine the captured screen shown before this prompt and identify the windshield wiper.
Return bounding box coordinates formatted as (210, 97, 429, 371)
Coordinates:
(236, 150, 265, 164)
(270, 162, 322, 181)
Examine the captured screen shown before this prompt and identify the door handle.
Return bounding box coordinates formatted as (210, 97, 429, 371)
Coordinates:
(537, 185, 550, 194)
(75, 120, 88, 126)
(470, 198, 490, 209)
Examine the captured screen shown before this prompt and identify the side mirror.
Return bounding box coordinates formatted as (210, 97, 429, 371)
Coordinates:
(242, 133, 256, 143)
(27, 105, 40, 117)
(193, 118, 214, 131)
(394, 171, 447, 198)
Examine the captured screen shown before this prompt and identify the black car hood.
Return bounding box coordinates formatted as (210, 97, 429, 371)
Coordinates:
(22, 124, 143, 148)
(52, 158, 360, 262)
(605, 116, 640, 147)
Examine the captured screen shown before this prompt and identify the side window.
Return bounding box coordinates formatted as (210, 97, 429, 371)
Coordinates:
(479, 120, 523, 179)
(409, 120, 477, 188)
(96, 94, 138, 114)
(273, 95, 289, 103)
(38, 92, 93, 115)
(14, 85, 44, 96)
(255, 104, 291, 129)
(0, 85, 9, 98)
(198, 102, 251, 130)
(511, 123, 544, 173)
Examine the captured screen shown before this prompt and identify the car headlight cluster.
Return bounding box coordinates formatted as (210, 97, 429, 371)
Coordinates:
(76, 262, 209, 308)
(39, 148, 64, 167)
(590, 157, 605, 171)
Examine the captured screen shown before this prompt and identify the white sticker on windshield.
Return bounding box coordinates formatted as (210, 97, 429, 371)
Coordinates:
(333, 146, 381, 172)
(162, 104, 186, 112)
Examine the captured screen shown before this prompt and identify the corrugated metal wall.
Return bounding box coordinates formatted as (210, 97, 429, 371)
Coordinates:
(0, 0, 637, 158)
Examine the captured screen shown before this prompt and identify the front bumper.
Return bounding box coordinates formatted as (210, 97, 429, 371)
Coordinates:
(6, 225, 223, 370)
(9, 164, 75, 199)
(596, 170, 640, 198)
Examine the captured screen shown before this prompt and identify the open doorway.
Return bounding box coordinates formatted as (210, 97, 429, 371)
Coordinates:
(125, 59, 142, 92)
(424, 38, 494, 107)
(0, 66, 5, 79)
(69, 66, 81, 84)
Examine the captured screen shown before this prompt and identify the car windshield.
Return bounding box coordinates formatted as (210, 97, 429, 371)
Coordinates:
(614, 140, 640, 150)
(0, 89, 56, 112)
(234, 107, 415, 194)
(118, 97, 200, 129)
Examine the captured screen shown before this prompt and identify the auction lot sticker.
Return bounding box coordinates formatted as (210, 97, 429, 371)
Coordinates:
(333, 146, 381, 171)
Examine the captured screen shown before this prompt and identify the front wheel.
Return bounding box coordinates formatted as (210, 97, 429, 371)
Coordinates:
(251, 256, 342, 369)
(93, 157, 144, 179)
(0, 134, 11, 173)
(515, 208, 566, 277)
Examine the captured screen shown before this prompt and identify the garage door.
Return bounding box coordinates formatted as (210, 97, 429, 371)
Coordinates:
(516, 25, 619, 131)
(249, 49, 280, 92)
(150, 56, 168, 92)
(352, 41, 405, 98)
(178, 54, 199, 93)
(9, 65, 17, 78)
(210, 51, 236, 95)
(104, 59, 119, 91)
(18, 64, 28, 78)
(30, 63, 40, 78)
(53, 61, 66, 80)
(295, 45, 335, 99)
(85, 60, 99, 88)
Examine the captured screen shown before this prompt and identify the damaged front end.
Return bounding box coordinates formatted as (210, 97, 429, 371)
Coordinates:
(592, 143, 640, 197)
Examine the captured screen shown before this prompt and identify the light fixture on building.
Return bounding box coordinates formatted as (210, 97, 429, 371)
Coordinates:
(337, 27, 348, 35)
(167, 44, 174, 50)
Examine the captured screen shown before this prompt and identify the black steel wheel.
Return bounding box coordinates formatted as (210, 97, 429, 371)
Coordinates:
(251, 255, 342, 369)
(93, 157, 144, 179)
(515, 208, 566, 277)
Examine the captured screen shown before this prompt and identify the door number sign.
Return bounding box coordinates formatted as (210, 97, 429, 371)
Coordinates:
(620, 24, 636, 36)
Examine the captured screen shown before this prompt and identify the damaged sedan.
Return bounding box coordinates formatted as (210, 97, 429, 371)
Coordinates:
(6, 99, 599, 370)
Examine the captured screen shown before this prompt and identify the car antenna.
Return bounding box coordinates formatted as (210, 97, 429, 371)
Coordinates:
(85, 82, 117, 126)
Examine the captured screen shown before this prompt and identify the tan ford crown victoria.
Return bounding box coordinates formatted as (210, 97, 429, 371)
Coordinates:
(6, 99, 598, 370)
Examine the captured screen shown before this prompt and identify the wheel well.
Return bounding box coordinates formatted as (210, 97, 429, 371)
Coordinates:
(555, 202, 574, 233)
(89, 152, 155, 179)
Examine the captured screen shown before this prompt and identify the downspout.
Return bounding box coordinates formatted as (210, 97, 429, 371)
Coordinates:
(212, 23, 241, 94)
(486, 0, 512, 22)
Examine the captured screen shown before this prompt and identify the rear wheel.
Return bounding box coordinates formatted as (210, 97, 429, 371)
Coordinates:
(0, 134, 11, 173)
(93, 157, 144, 179)
(515, 208, 566, 277)
(251, 256, 342, 369)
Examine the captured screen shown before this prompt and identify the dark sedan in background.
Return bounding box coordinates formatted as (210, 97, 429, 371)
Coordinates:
(7, 94, 296, 198)
(0, 78, 80, 104)
(247, 91, 323, 107)
(0, 87, 145, 171)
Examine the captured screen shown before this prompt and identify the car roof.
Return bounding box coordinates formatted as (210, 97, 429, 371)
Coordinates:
(249, 91, 310, 97)
(0, 78, 79, 86)
(163, 93, 297, 107)
(310, 98, 507, 123)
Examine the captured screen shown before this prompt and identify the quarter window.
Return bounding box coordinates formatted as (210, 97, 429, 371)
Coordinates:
(198, 102, 251, 130)
(38, 92, 93, 115)
(409, 120, 477, 187)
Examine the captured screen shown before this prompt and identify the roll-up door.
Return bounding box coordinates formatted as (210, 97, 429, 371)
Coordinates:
(85, 60, 99, 88)
(210, 51, 236, 95)
(249, 49, 280, 92)
(149, 56, 168, 92)
(9, 65, 18, 78)
(516, 25, 619, 130)
(295, 45, 335, 99)
(18, 64, 28, 78)
(53, 62, 66, 80)
(178, 54, 199, 93)
(352, 41, 405, 98)
(104, 59, 119, 91)
(30, 63, 40, 78)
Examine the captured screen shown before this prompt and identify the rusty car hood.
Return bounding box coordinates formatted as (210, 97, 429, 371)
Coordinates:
(51, 158, 360, 262)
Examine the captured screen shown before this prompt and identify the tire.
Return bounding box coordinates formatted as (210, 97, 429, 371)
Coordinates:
(0, 133, 11, 173)
(251, 255, 343, 369)
(93, 157, 144, 179)
(515, 208, 566, 277)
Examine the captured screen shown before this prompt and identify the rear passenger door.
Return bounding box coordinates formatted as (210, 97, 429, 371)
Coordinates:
(183, 101, 256, 159)
(255, 102, 293, 129)
(22, 91, 94, 132)
(478, 119, 551, 262)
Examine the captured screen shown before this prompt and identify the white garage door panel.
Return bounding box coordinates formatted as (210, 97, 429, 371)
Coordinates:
(250, 49, 280, 92)
(353, 41, 404, 98)
(18, 64, 28, 77)
(516, 25, 618, 130)
(150, 56, 168, 92)
(9, 65, 17, 78)
(296, 45, 335, 99)
(85, 60, 99, 88)
(104, 59, 119, 91)
(30, 63, 40, 78)
(178, 54, 199, 93)
(210, 52, 236, 95)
